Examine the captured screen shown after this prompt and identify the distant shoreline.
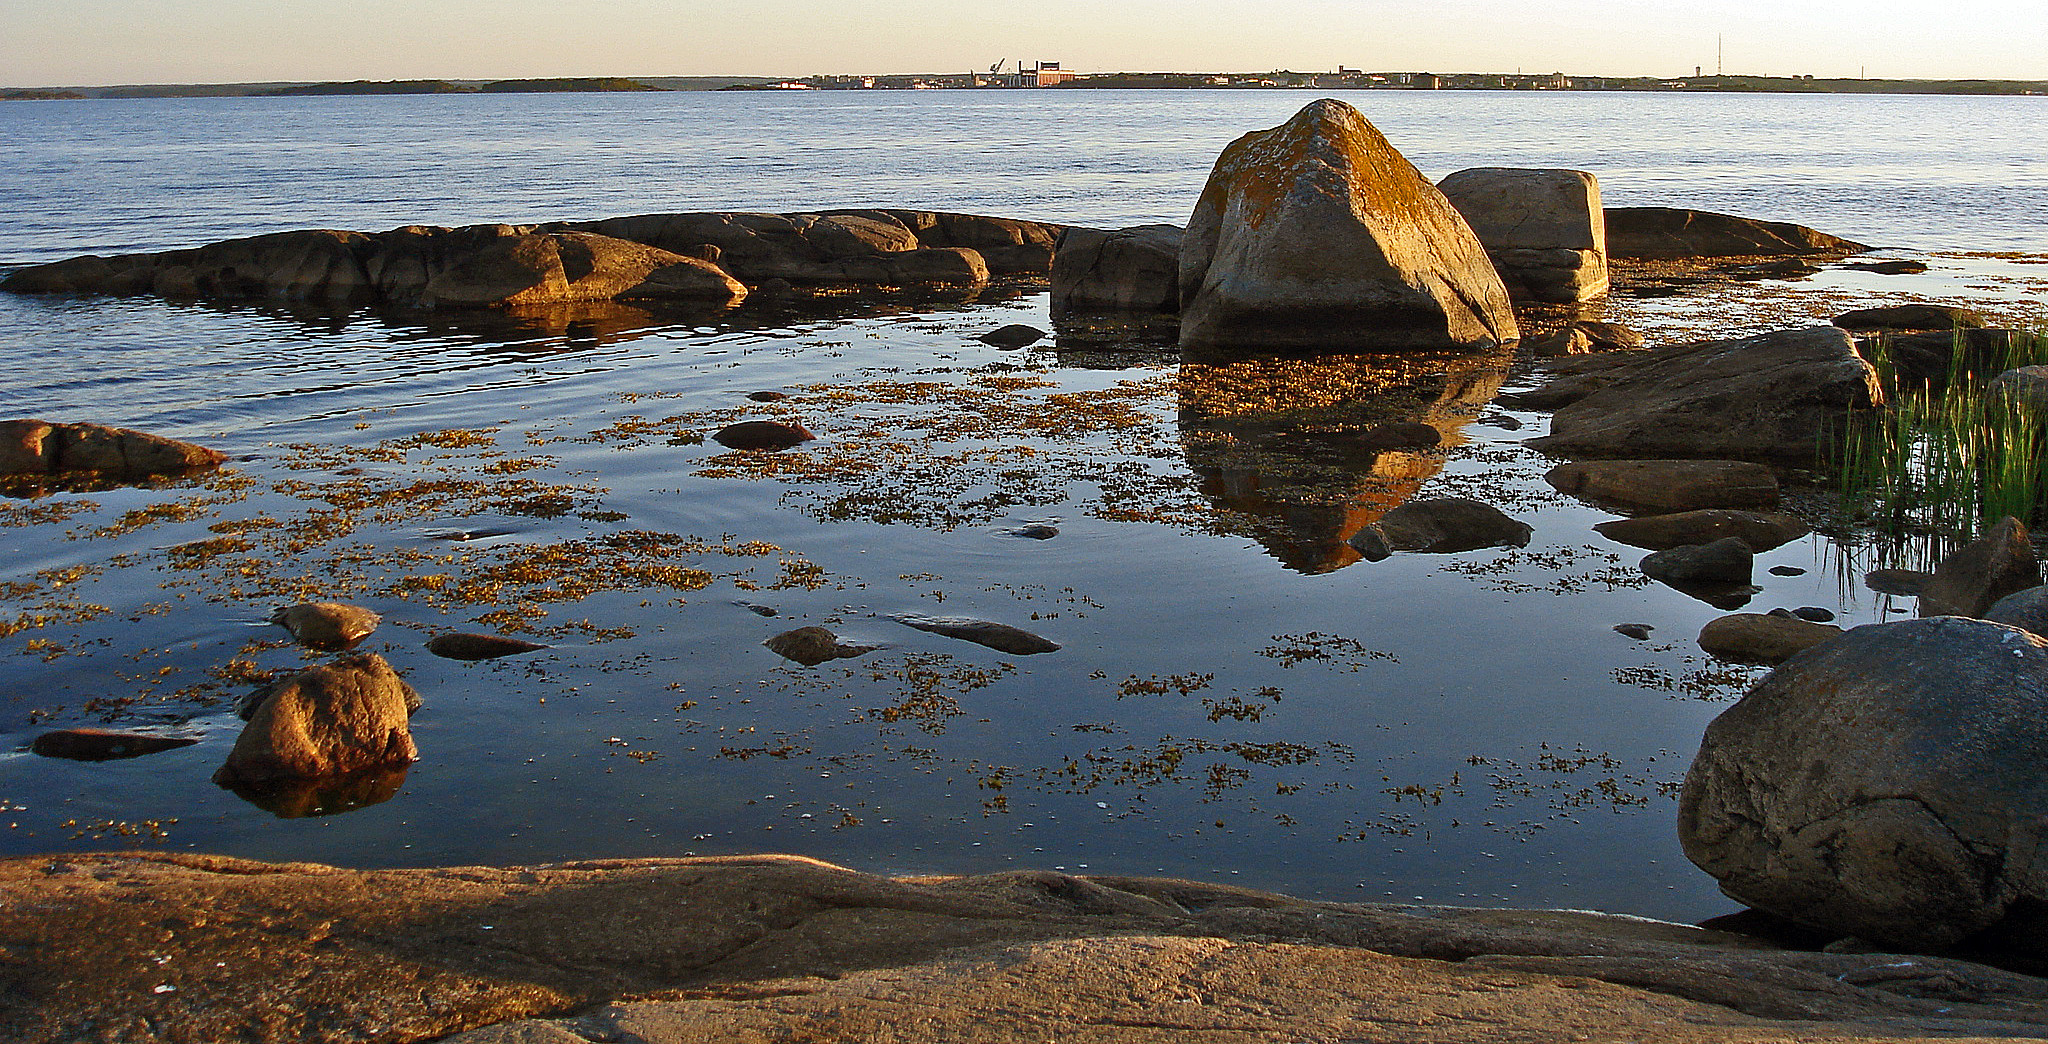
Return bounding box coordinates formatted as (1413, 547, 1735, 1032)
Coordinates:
(6, 70, 2046, 100)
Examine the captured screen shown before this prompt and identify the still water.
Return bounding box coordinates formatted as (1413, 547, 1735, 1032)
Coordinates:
(0, 89, 2042, 920)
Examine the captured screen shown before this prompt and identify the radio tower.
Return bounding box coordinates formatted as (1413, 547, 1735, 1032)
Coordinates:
(1717, 35, 1723, 76)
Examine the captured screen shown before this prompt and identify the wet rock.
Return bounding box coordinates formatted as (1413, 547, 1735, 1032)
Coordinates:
(0, 418, 227, 479)
(1680, 616, 2048, 951)
(1918, 516, 2041, 619)
(891, 613, 1059, 655)
(270, 601, 381, 651)
(215, 653, 421, 785)
(1865, 568, 1934, 596)
(1544, 459, 1779, 512)
(1768, 565, 1807, 577)
(1437, 167, 1608, 303)
(1000, 523, 1059, 540)
(1833, 303, 1988, 332)
(1593, 509, 1809, 552)
(1985, 585, 2048, 638)
(1641, 537, 1754, 587)
(1613, 623, 1654, 640)
(1844, 259, 1929, 275)
(426, 633, 548, 660)
(1527, 326, 1883, 462)
(31, 729, 199, 761)
(1527, 327, 1594, 357)
(1603, 207, 1869, 259)
(713, 420, 816, 451)
(746, 391, 791, 402)
(736, 601, 780, 617)
(1049, 224, 1182, 317)
(1177, 99, 1517, 353)
(979, 324, 1046, 349)
(764, 626, 876, 667)
(1348, 497, 1532, 561)
(1697, 613, 1843, 664)
(560, 210, 1050, 284)
(1527, 321, 1642, 358)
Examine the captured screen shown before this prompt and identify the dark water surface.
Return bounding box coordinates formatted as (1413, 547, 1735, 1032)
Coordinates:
(0, 90, 2043, 920)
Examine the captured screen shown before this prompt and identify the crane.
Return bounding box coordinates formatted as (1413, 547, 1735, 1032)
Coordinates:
(989, 59, 1007, 74)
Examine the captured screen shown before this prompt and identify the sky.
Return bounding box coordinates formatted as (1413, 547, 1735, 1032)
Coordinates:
(2, 0, 2044, 86)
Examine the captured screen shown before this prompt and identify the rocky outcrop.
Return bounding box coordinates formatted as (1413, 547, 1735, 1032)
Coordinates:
(561, 209, 1058, 284)
(1680, 616, 2048, 951)
(1528, 327, 1883, 461)
(1604, 207, 1869, 259)
(1049, 224, 1182, 317)
(1545, 459, 1779, 512)
(1595, 510, 1809, 552)
(1347, 497, 1532, 560)
(215, 653, 421, 785)
(1437, 168, 1608, 303)
(891, 613, 1059, 654)
(0, 419, 226, 479)
(12, 851, 2048, 1044)
(1177, 99, 1518, 353)
(1833, 303, 1988, 332)
(1863, 328, 2037, 391)
(1917, 517, 2041, 619)
(270, 601, 381, 651)
(1697, 613, 1843, 664)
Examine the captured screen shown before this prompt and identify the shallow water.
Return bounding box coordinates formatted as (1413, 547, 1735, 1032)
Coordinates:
(0, 89, 2043, 920)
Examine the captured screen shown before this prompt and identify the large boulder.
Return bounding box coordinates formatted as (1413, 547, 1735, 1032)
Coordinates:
(0, 419, 227, 479)
(1604, 207, 1868, 259)
(1918, 516, 2041, 619)
(1679, 617, 2048, 951)
(1528, 326, 1882, 461)
(214, 653, 421, 785)
(1177, 99, 1517, 353)
(1050, 224, 1182, 317)
(1544, 459, 1779, 512)
(1437, 168, 1608, 303)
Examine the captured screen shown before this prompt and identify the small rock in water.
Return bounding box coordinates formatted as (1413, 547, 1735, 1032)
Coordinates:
(1865, 568, 1934, 596)
(1476, 413, 1523, 431)
(1614, 623, 1655, 640)
(1791, 606, 1836, 623)
(271, 602, 380, 651)
(1001, 523, 1059, 540)
(891, 613, 1060, 655)
(1697, 613, 1843, 664)
(423, 526, 520, 542)
(218, 653, 421, 783)
(979, 324, 1046, 349)
(426, 633, 548, 660)
(32, 728, 199, 762)
(1641, 537, 1755, 587)
(746, 391, 790, 402)
(713, 420, 816, 451)
(764, 626, 875, 667)
(1844, 259, 1929, 275)
(736, 601, 780, 617)
(1769, 565, 1808, 577)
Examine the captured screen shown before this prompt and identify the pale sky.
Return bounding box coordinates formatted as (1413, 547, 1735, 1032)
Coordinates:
(2, 0, 2043, 86)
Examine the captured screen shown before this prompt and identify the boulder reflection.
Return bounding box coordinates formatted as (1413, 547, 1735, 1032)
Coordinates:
(220, 764, 410, 819)
(1178, 347, 1513, 573)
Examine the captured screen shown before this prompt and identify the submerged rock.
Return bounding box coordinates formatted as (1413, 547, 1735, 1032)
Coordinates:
(0, 418, 227, 479)
(270, 602, 381, 651)
(1544, 459, 1779, 512)
(1593, 509, 1809, 552)
(1680, 616, 2048, 951)
(1348, 497, 1532, 561)
(1603, 207, 1868, 259)
(1697, 613, 1842, 664)
(1917, 516, 2040, 619)
(764, 626, 876, 667)
(1437, 167, 1608, 303)
(426, 633, 548, 660)
(216, 653, 421, 785)
(891, 613, 1060, 655)
(1177, 99, 1517, 353)
(31, 729, 199, 761)
(713, 420, 817, 451)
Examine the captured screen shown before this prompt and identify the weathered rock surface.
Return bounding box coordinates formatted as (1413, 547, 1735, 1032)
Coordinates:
(1680, 616, 2048, 952)
(1348, 497, 1532, 560)
(763, 626, 876, 667)
(0, 418, 227, 479)
(1545, 459, 1780, 512)
(1642, 537, 1755, 587)
(1595, 509, 1810, 552)
(1918, 517, 2041, 619)
(1833, 303, 1989, 332)
(11, 852, 2048, 1044)
(1177, 99, 1518, 353)
(712, 419, 816, 451)
(891, 613, 1059, 655)
(1437, 167, 1609, 303)
(1528, 326, 1883, 461)
(1985, 585, 2048, 638)
(30, 728, 199, 761)
(1604, 207, 1869, 259)
(215, 652, 421, 785)
(270, 601, 381, 651)
(427, 633, 549, 660)
(1697, 613, 1843, 664)
(1049, 224, 1183, 317)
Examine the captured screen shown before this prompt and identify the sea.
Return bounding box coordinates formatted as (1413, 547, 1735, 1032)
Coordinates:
(0, 88, 2042, 921)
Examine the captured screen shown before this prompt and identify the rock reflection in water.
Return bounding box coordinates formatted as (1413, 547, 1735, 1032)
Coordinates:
(1178, 348, 1513, 573)
(220, 765, 410, 819)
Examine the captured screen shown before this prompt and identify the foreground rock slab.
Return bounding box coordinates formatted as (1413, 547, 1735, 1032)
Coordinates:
(1178, 99, 1518, 353)
(1681, 617, 2048, 952)
(0, 418, 226, 479)
(9, 852, 2048, 1044)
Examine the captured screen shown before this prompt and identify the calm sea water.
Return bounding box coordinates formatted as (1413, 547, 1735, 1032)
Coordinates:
(0, 89, 2042, 921)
